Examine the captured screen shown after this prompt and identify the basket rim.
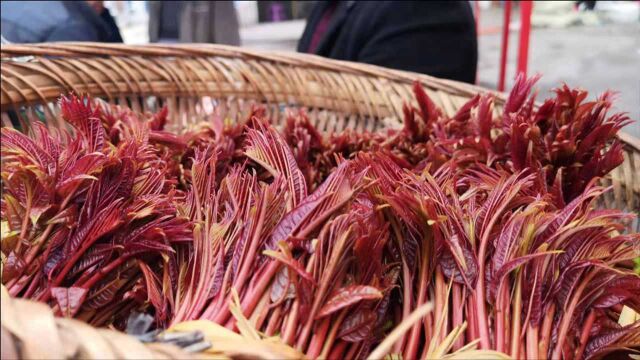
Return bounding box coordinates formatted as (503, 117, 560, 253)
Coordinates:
(1, 42, 638, 151)
(0, 42, 504, 101)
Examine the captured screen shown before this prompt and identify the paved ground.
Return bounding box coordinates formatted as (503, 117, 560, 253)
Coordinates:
(477, 8, 640, 137)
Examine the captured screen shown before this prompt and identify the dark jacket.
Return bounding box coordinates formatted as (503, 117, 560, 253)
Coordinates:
(1, 1, 121, 43)
(298, 1, 477, 83)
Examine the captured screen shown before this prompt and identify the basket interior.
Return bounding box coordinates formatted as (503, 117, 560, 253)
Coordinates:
(1, 43, 638, 230)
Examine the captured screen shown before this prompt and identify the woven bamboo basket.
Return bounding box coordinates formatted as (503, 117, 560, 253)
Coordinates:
(1, 286, 194, 359)
(1, 43, 639, 359)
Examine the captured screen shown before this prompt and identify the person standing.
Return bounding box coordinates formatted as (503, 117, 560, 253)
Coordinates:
(298, 1, 477, 84)
(148, 1, 240, 45)
(1, 1, 122, 43)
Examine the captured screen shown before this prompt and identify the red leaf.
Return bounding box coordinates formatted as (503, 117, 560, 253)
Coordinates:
(491, 252, 558, 302)
(138, 262, 167, 320)
(270, 266, 295, 303)
(3, 251, 26, 282)
(84, 278, 126, 310)
(51, 287, 88, 317)
(413, 81, 441, 127)
(63, 201, 123, 256)
(208, 251, 225, 300)
(1, 127, 56, 172)
(263, 248, 314, 283)
(268, 160, 355, 250)
(316, 285, 383, 319)
(338, 308, 377, 342)
(244, 118, 307, 208)
(593, 288, 635, 309)
(492, 214, 525, 276)
(59, 94, 105, 152)
(503, 74, 540, 128)
(585, 323, 640, 359)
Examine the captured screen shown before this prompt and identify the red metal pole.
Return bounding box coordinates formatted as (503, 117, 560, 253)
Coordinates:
(517, 1, 533, 77)
(474, 1, 480, 84)
(498, 1, 512, 92)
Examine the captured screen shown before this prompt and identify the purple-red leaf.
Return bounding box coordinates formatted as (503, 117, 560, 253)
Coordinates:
(338, 308, 377, 342)
(51, 287, 88, 317)
(316, 285, 383, 319)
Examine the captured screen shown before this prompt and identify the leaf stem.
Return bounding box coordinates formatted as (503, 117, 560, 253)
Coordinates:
(404, 250, 429, 360)
(264, 306, 282, 336)
(232, 195, 267, 293)
(282, 300, 300, 345)
(78, 256, 128, 290)
(305, 317, 330, 358)
(327, 340, 348, 360)
(435, 267, 448, 343)
(318, 310, 347, 359)
(495, 282, 508, 353)
(510, 276, 522, 358)
(219, 261, 280, 324)
(451, 284, 465, 351)
(16, 192, 33, 254)
(525, 322, 539, 360)
(574, 309, 596, 360)
(251, 289, 271, 331)
(466, 293, 478, 343)
(552, 270, 597, 359)
(538, 302, 555, 359)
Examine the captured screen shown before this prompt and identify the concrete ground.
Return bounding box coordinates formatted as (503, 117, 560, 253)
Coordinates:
(476, 7, 640, 138)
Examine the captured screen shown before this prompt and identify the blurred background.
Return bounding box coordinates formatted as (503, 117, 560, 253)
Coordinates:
(1, 1, 638, 136)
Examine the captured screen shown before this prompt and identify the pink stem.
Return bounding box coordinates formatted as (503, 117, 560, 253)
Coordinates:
(42, 225, 114, 302)
(305, 317, 331, 358)
(475, 268, 491, 349)
(232, 196, 267, 293)
(265, 306, 282, 336)
(392, 232, 412, 353)
(466, 293, 478, 342)
(345, 342, 359, 360)
(552, 271, 596, 359)
(327, 340, 348, 360)
(526, 322, 539, 360)
(282, 301, 300, 345)
(435, 268, 448, 343)
(253, 294, 272, 332)
(404, 251, 429, 359)
(538, 303, 556, 359)
(50, 256, 128, 316)
(476, 210, 507, 349)
(79, 256, 128, 290)
(21, 187, 78, 274)
(201, 263, 232, 320)
(213, 261, 280, 325)
(495, 283, 508, 353)
(574, 310, 596, 360)
(8, 274, 31, 297)
(451, 284, 465, 351)
(318, 310, 347, 359)
(22, 270, 42, 298)
(292, 254, 319, 350)
(16, 194, 32, 254)
(510, 278, 522, 358)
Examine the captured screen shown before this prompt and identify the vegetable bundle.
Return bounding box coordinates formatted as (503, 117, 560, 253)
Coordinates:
(1, 76, 638, 359)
